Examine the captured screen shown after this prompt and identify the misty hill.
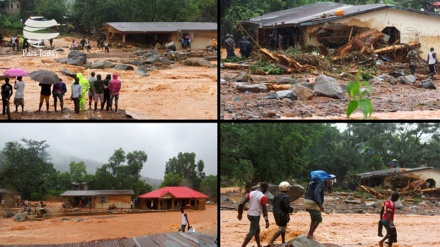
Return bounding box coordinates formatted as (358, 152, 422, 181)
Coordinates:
(50, 155, 162, 189)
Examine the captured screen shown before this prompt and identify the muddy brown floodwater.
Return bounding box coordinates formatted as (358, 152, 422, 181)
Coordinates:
(0, 202, 217, 245)
(221, 208, 440, 247)
(1, 35, 217, 120)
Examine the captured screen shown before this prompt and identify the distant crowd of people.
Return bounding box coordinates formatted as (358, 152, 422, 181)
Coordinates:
(1, 72, 122, 115)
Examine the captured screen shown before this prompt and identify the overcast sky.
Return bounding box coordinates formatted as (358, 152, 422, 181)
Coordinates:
(0, 123, 217, 179)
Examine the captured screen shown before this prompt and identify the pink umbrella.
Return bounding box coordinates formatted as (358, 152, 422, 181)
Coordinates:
(3, 68, 28, 77)
(434, 2, 440, 6)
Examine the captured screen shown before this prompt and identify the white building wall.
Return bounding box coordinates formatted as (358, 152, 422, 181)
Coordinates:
(333, 8, 440, 56)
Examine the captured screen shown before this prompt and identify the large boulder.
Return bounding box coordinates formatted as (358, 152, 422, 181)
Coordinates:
(114, 64, 134, 71)
(291, 84, 315, 101)
(145, 49, 158, 58)
(145, 55, 161, 64)
(14, 212, 28, 222)
(234, 72, 248, 83)
(374, 74, 396, 85)
(90, 60, 115, 69)
(182, 58, 213, 68)
(164, 41, 176, 51)
(135, 65, 149, 77)
(421, 79, 436, 89)
(397, 75, 416, 84)
(236, 83, 268, 93)
(276, 77, 297, 84)
(314, 75, 345, 99)
(286, 235, 325, 247)
(60, 68, 76, 78)
(66, 50, 87, 66)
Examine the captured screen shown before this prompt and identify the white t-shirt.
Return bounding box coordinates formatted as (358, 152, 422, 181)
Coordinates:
(14, 80, 25, 98)
(181, 212, 187, 225)
(429, 51, 437, 65)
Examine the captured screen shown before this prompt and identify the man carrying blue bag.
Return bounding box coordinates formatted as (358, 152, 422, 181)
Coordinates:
(303, 170, 332, 240)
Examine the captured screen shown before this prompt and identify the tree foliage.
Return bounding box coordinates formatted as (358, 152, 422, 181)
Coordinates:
(200, 175, 217, 199)
(221, 123, 440, 191)
(164, 152, 206, 190)
(0, 142, 152, 199)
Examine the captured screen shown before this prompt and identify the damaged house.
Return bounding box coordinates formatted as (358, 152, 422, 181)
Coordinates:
(356, 167, 440, 192)
(240, 3, 440, 58)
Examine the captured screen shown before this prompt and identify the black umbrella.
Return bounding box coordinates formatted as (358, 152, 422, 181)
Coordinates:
(29, 70, 59, 84)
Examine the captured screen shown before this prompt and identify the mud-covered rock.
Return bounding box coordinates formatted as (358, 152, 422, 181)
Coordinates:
(286, 235, 325, 247)
(291, 84, 315, 100)
(236, 83, 268, 93)
(114, 64, 134, 70)
(314, 75, 345, 99)
(421, 79, 436, 89)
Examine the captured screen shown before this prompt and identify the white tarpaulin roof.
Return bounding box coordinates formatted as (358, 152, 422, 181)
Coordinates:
(24, 19, 59, 28)
(23, 30, 59, 40)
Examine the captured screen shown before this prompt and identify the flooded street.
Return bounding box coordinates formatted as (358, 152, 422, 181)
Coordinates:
(0, 202, 217, 245)
(1, 35, 217, 120)
(221, 209, 440, 247)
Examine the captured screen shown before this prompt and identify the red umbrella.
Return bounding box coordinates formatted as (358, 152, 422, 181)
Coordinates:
(3, 68, 29, 77)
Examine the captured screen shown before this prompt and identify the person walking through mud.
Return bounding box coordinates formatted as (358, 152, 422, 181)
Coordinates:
(237, 182, 269, 247)
(406, 48, 418, 75)
(268, 181, 294, 247)
(427, 47, 437, 76)
(303, 170, 329, 240)
(379, 192, 400, 247)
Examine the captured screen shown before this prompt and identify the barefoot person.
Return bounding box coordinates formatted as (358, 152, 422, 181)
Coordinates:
(237, 182, 269, 247)
(268, 181, 294, 247)
(379, 192, 400, 247)
(303, 170, 329, 240)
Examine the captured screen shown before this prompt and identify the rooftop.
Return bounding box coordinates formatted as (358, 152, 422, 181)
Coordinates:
(242, 3, 439, 28)
(138, 186, 209, 199)
(60, 190, 134, 197)
(104, 22, 217, 33)
(356, 167, 434, 179)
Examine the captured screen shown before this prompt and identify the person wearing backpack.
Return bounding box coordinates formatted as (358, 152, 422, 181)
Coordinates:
(303, 170, 330, 240)
(1, 78, 13, 115)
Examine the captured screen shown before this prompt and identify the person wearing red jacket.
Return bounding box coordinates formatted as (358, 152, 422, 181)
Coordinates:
(108, 73, 121, 112)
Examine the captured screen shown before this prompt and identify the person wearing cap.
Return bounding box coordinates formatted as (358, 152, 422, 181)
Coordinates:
(303, 170, 329, 240)
(268, 181, 294, 247)
(238, 182, 269, 247)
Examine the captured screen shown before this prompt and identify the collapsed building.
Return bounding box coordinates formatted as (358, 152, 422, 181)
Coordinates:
(239, 3, 440, 57)
(356, 167, 439, 192)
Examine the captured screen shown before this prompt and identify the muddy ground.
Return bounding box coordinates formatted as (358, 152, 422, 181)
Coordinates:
(0, 201, 217, 245)
(0, 35, 217, 120)
(220, 49, 440, 120)
(220, 187, 440, 247)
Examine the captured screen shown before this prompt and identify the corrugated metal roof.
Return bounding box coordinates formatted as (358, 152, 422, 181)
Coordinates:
(0, 232, 217, 247)
(356, 167, 434, 179)
(60, 190, 134, 197)
(105, 22, 217, 33)
(243, 3, 387, 27)
(242, 3, 440, 28)
(138, 186, 209, 199)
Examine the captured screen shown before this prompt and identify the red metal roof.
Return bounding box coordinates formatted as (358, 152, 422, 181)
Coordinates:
(138, 186, 209, 199)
